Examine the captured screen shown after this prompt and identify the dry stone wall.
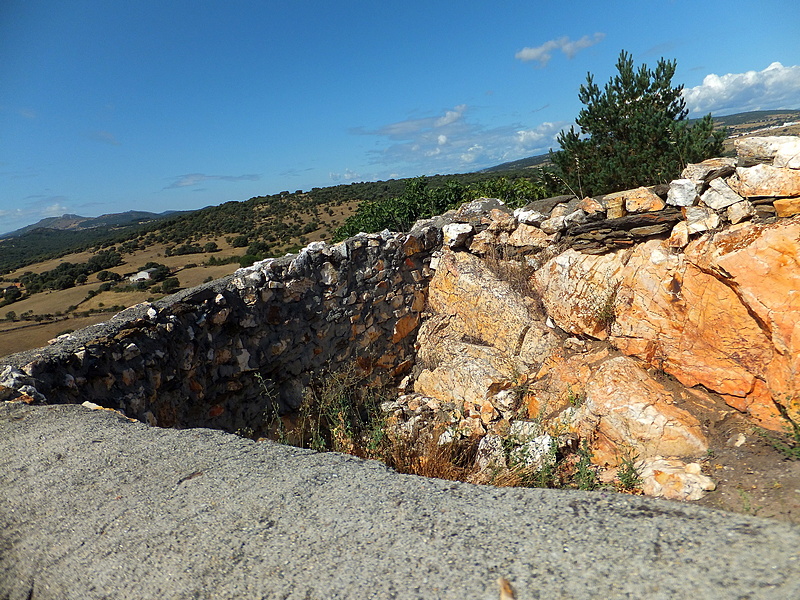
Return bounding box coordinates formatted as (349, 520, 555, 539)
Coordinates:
(0, 224, 444, 433)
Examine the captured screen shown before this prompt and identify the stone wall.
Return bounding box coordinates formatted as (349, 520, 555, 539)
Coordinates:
(0, 224, 443, 433)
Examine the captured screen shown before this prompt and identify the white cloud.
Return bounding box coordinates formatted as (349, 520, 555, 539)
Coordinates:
(329, 169, 361, 182)
(515, 33, 605, 67)
(42, 201, 69, 216)
(435, 106, 466, 127)
(516, 122, 566, 147)
(164, 173, 260, 189)
(354, 105, 569, 174)
(353, 105, 468, 141)
(683, 62, 800, 115)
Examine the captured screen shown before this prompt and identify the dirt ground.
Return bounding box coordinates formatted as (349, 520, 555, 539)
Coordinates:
(0, 249, 243, 358)
(658, 373, 800, 525)
(694, 411, 800, 524)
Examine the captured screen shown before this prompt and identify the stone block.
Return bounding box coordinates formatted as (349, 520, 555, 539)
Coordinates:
(736, 135, 800, 167)
(683, 206, 720, 234)
(442, 223, 473, 248)
(549, 203, 570, 218)
(666, 179, 700, 207)
(578, 196, 605, 215)
(601, 187, 666, 214)
(726, 200, 756, 224)
(668, 221, 689, 248)
(734, 164, 800, 197)
(391, 313, 420, 343)
(700, 178, 743, 210)
(681, 157, 736, 184)
(507, 224, 554, 248)
(773, 197, 800, 217)
(626, 188, 666, 213)
(513, 207, 548, 225)
(603, 196, 626, 219)
(539, 215, 565, 234)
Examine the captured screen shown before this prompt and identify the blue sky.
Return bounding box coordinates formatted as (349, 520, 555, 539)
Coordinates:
(2, 0, 799, 234)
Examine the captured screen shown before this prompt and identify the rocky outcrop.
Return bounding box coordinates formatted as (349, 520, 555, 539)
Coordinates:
(529, 140, 800, 432)
(535, 214, 800, 430)
(408, 136, 800, 500)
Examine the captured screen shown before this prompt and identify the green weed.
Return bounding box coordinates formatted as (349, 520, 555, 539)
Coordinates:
(616, 452, 643, 491)
(567, 385, 585, 408)
(572, 440, 599, 491)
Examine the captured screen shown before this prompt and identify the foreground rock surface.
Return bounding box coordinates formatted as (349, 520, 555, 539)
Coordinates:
(2, 403, 800, 600)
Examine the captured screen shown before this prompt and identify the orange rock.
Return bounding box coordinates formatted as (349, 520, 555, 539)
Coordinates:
(611, 239, 777, 423)
(535, 248, 627, 340)
(574, 356, 708, 466)
(529, 348, 608, 419)
(668, 221, 689, 248)
(507, 224, 554, 248)
(691, 219, 800, 426)
(402, 233, 425, 256)
(413, 316, 518, 408)
(410, 290, 426, 312)
(578, 196, 605, 215)
(538, 222, 799, 430)
(601, 194, 626, 219)
(774, 198, 800, 217)
(428, 249, 534, 351)
(480, 400, 498, 424)
(621, 186, 666, 213)
(391, 313, 420, 343)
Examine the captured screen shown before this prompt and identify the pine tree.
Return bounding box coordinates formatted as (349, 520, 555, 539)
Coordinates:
(551, 50, 725, 197)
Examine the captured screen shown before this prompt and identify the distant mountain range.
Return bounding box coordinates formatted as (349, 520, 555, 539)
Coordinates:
(1, 210, 185, 239)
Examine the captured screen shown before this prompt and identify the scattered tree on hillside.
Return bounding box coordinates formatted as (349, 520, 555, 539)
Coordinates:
(3, 286, 22, 303)
(550, 50, 725, 197)
(161, 277, 180, 294)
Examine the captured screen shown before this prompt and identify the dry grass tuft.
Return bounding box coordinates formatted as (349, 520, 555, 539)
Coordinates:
(385, 433, 480, 481)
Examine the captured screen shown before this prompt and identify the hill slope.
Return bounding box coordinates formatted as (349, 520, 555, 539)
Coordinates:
(1, 210, 185, 238)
